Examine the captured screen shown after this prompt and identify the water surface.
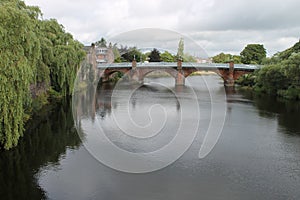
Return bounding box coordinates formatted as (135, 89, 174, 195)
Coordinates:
(1, 75, 300, 200)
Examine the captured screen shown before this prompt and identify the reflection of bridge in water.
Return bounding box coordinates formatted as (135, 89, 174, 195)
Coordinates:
(96, 83, 182, 119)
(97, 60, 260, 87)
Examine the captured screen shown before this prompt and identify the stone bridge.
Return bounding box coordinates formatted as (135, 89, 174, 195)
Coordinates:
(96, 60, 259, 87)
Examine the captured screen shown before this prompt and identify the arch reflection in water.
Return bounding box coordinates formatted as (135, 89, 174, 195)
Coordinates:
(75, 76, 200, 173)
(72, 28, 227, 173)
(73, 73, 227, 173)
(98, 81, 182, 153)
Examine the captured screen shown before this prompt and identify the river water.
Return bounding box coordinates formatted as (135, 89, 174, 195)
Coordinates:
(1, 75, 300, 200)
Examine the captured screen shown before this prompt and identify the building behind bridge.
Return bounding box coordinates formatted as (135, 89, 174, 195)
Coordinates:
(84, 45, 114, 64)
(95, 46, 114, 64)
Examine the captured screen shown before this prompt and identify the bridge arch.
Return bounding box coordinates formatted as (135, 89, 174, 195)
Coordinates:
(137, 68, 178, 84)
(100, 68, 131, 82)
(142, 69, 177, 78)
(183, 68, 225, 81)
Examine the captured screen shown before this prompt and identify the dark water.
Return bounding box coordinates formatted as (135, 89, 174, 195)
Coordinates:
(1, 76, 300, 200)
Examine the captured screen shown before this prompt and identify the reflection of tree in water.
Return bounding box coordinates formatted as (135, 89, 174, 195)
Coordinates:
(0, 102, 82, 200)
(96, 82, 114, 118)
(240, 90, 300, 135)
(95, 82, 183, 153)
(95, 82, 181, 120)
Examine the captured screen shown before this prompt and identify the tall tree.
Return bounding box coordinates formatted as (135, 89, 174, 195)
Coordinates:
(177, 38, 184, 60)
(149, 48, 161, 62)
(0, 0, 40, 149)
(112, 43, 121, 62)
(40, 19, 85, 96)
(240, 44, 266, 64)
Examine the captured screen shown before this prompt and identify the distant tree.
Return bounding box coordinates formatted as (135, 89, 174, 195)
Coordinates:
(140, 53, 147, 62)
(232, 55, 242, 63)
(183, 53, 197, 62)
(160, 51, 175, 62)
(112, 43, 121, 63)
(212, 53, 241, 63)
(95, 37, 107, 47)
(118, 45, 129, 55)
(177, 38, 184, 60)
(240, 44, 266, 64)
(143, 52, 151, 62)
(121, 47, 142, 62)
(149, 48, 161, 62)
(212, 53, 230, 63)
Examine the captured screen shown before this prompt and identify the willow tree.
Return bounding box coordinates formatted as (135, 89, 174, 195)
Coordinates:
(0, 0, 41, 149)
(39, 19, 85, 96)
(0, 0, 85, 150)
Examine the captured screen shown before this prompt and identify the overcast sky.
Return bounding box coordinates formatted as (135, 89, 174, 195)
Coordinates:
(24, 0, 300, 57)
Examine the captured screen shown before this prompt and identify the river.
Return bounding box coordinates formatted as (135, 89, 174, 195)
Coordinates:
(1, 75, 300, 200)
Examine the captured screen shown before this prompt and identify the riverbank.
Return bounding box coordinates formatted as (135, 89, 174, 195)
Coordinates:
(236, 83, 300, 101)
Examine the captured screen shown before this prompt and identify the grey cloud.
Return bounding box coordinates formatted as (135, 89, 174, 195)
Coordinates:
(24, 0, 300, 57)
(179, 0, 300, 31)
(189, 28, 300, 56)
(108, 28, 208, 57)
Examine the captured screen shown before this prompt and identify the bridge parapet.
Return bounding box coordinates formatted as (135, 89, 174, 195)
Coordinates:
(234, 64, 261, 70)
(97, 62, 260, 70)
(97, 63, 132, 68)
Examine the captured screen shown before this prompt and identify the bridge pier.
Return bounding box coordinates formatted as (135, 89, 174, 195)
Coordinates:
(176, 59, 185, 86)
(129, 70, 141, 84)
(130, 59, 143, 84)
(224, 61, 235, 87)
(176, 72, 185, 85)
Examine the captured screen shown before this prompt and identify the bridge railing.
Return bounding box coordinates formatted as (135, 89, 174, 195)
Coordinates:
(234, 64, 261, 70)
(187, 63, 229, 68)
(137, 62, 177, 67)
(97, 62, 261, 70)
(97, 63, 132, 68)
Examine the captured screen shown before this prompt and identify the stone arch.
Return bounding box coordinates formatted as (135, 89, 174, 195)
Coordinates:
(143, 69, 177, 78)
(137, 68, 178, 83)
(101, 68, 130, 82)
(183, 68, 224, 80)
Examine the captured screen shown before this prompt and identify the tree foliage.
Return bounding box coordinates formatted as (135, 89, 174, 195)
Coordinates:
(212, 53, 241, 63)
(255, 64, 289, 94)
(95, 37, 107, 47)
(238, 41, 300, 100)
(183, 53, 197, 62)
(112, 43, 121, 63)
(121, 47, 142, 62)
(240, 44, 266, 64)
(283, 52, 300, 86)
(0, 0, 85, 150)
(160, 51, 175, 62)
(177, 38, 184, 59)
(149, 48, 161, 62)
